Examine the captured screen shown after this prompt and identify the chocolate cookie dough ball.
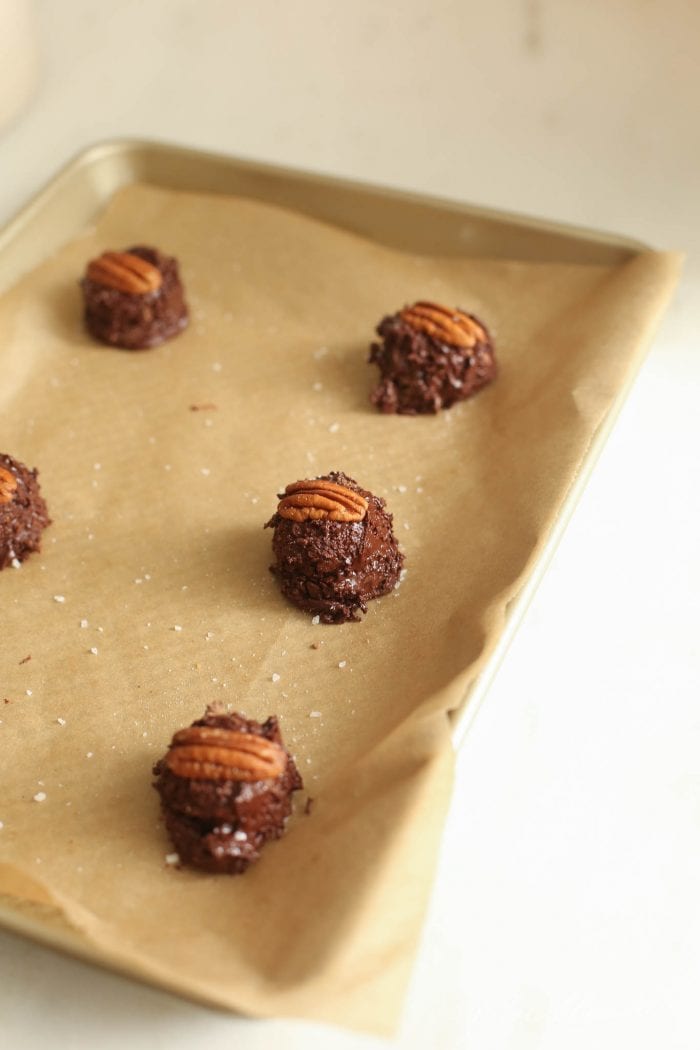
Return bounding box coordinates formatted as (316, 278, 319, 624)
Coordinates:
(369, 300, 497, 414)
(81, 245, 188, 349)
(153, 705, 302, 875)
(265, 471, 404, 624)
(0, 453, 51, 570)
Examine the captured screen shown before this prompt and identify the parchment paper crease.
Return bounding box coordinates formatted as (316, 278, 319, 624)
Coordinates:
(0, 185, 681, 1033)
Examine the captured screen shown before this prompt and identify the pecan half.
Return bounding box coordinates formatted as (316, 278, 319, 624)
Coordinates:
(277, 479, 368, 523)
(165, 725, 287, 782)
(400, 301, 485, 348)
(0, 466, 18, 505)
(86, 251, 163, 295)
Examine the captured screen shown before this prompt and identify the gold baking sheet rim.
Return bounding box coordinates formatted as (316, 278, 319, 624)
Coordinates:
(0, 141, 681, 1027)
(0, 138, 652, 754)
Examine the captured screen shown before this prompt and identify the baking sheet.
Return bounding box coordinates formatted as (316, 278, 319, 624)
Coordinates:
(0, 174, 681, 1034)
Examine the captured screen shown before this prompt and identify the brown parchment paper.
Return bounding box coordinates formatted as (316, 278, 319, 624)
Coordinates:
(0, 184, 681, 1034)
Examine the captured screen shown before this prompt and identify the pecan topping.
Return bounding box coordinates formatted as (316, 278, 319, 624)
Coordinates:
(400, 301, 485, 348)
(0, 466, 18, 505)
(165, 726, 287, 782)
(86, 251, 163, 295)
(277, 479, 368, 523)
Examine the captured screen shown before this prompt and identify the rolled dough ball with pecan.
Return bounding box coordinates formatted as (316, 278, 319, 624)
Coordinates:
(369, 300, 497, 414)
(81, 245, 188, 349)
(0, 453, 51, 570)
(153, 705, 302, 874)
(265, 471, 404, 624)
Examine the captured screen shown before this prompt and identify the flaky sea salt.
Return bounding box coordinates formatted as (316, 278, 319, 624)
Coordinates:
(271, 673, 281, 683)
(89, 647, 98, 655)
(328, 422, 340, 433)
(311, 615, 320, 625)
(53, 595, 65, 603)
(338, 660, 347, 669)
(80, 619, 88, 628)
(164, 852, 180, 866)
(56, 717, 66, 726)
(25, 690, 32, 697)
(309, 711, 322, 718)
(173, 625, 183, 632)
(233, 830, 247, 842)
(33, 792, 47, 803)
(0, 821, 4, 829)
(11, 558, 21, 569)
(394, 568, 408, 594)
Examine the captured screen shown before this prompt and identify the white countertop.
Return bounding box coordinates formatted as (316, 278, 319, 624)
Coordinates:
(1, 2, 698, 1048)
